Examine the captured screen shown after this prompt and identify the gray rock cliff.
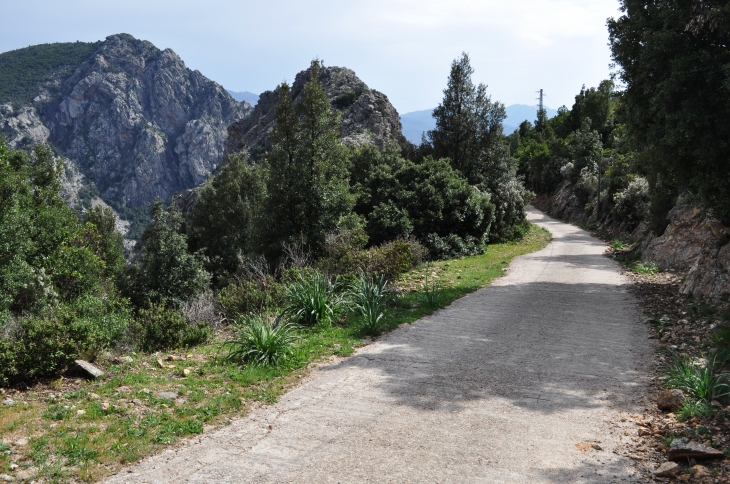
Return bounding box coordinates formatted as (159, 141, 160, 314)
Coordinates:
(0, 34, 251, 208)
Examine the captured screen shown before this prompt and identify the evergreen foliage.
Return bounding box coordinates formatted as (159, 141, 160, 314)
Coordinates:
(427, 53, 531, 242)
(83, 205, 126, 279)
(187, 152, 267, 283)
(608, 0, 730, 223)
(123, 200, 210, 308)
(350, 145, 495, 258)
(259, 61, 354, 259)
(0, 141, 130, 384)
(0, 41, 101, 106)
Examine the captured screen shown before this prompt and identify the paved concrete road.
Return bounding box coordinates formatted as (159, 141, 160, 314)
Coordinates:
(107, 207, 651, 483)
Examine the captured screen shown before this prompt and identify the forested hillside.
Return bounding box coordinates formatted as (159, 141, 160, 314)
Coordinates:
(0, 41, 101, 107)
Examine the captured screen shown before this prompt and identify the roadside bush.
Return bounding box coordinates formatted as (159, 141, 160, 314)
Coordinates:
(218, 278, 285, 318)
(0, 339, 18, 386)
(363, 239, 413, 280)
(226, 314, 296, 366)
(0, 295, 131, 383)
(355, 156, 495, 254)
(122, 200, 210, 309)
(284, 271, 342, 327)
(131, 304, 211, 352)
(488, 177, 534, 243)
(614, 177, 649, 227)
(574, 166, 598, 203)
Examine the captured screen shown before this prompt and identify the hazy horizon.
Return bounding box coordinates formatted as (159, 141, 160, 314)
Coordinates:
(2, 0, 621, 114)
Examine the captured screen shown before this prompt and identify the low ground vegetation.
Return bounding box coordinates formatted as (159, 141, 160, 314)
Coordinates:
(0, 225, 550, 483)
(0, 53, 541, 482)
(604, 236, 730, 481)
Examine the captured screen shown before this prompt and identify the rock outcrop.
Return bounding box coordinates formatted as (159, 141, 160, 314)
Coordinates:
(224, 65, 404, 159)
(643, 204, 730, 299)
(532, 183, 586, 225)
(0, 34, 251, 208)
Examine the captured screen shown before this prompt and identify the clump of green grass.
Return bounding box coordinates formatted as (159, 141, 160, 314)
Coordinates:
(677, 401, 712, 420)
(632, 261, 659, 275)
(348, 270, 392, 335)
(611, 238, 626, 250)
(419, 264, 443, 309)
(687, 300, 718, 323)
(708, 326, 730, 360)
(649, 315, 671, 331)
(666, 354, 730, 411)
(226, 314, 297, 366)
(284, 271, 342, 327)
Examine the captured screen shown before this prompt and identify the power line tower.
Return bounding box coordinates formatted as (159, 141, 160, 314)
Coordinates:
(535, 89, 546, 128)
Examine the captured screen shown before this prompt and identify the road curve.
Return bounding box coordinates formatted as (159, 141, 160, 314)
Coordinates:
(107, 207, 651, 483)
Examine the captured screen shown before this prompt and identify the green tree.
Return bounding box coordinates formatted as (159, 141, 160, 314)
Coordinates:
(351, 146, 495, 258)
(569, 81, 616, 142)
(124, 200, 210, 308)
(428, 53, 530, 241)
(429, 52, 507, 185)
(0, 142, 109, 314)
(83, 205, 126, 278)
(0, 141, 131, 385)
(259, 60, 354, 258)
(187, 152, 267, 284)
(608, 0, 730, 223)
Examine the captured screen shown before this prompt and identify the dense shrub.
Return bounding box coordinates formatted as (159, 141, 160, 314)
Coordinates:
(574, 166, 598, 203)
(187, 153, 267, 283)
(488, 176, 535, 243)
(130, 304, 211, 352)
(353, 153, 495, 257)
(0, 295, 131, 383)
(123, 200, 210, 308)
(364, 239, 420, 279)
(0, 339, 18, 386)
(614, 177, 650, 227)
(83, 205, 126, 279)
(0, 141, 132, 385)
(218, 278, 285, 319)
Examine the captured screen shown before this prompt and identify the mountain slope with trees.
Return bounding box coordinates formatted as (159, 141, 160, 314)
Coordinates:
(0, 34, 252, 213)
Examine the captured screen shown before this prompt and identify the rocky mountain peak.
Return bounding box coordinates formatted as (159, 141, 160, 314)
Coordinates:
(0, 33, 251, 209)
(224, 64, 404, 159)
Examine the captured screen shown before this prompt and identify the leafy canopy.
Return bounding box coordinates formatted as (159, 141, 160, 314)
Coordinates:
(608, 0, 730, 223)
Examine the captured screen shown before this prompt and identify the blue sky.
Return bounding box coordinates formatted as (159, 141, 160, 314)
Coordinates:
(1, 0, 622, 113)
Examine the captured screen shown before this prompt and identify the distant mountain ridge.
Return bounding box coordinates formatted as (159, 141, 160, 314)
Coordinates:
(0, 34, 251, 210)
(227, 90, 259, 106)
(399, 104, 559, 144)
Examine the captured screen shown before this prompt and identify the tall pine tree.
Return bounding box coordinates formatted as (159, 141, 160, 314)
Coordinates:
(260, 60, 353, 258)
(429, 53, 531, 242)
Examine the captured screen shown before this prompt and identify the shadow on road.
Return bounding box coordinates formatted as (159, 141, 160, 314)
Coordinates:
(323, 280, 647, 417)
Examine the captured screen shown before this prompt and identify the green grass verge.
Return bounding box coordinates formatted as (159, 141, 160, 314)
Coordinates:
(0, 224, 551, 483)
